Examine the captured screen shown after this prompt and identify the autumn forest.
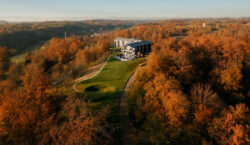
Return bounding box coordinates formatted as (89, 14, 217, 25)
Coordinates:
(0, 18, 249, 145)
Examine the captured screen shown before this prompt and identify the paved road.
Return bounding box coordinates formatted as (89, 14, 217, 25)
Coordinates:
(73, 55, 111, 92)
(118, 72, 136, 145)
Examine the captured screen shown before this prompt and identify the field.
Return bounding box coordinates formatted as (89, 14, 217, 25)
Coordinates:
(76, 56, 145, 111)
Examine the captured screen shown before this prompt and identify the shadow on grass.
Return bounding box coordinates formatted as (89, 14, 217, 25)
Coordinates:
(83, 89, 122, 143)
(85, 85, 100, 92)
(84, 90, 121, 110)
(108, 57, 119, 63)
(92, 91, 121, 102)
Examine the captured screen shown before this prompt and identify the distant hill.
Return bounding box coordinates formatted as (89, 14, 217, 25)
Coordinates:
(0, 20, 7, 25)
(0, 20, 137, 55)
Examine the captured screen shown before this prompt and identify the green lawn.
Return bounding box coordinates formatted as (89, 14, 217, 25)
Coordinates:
(77, 56, 145, 111)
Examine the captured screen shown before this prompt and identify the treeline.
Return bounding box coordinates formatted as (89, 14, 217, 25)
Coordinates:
(3, 34, 111, 84)
(122, 19, 250, 144)
(0, 20, 134, 55)
(0, 34, 113, 144)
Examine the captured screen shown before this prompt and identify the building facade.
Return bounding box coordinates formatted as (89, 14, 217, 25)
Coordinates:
(114, 38, 153, 60)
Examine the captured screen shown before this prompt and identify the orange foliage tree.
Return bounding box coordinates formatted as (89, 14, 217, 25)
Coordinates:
(0, 46, 10, 78)
(209, 104, 250, 145)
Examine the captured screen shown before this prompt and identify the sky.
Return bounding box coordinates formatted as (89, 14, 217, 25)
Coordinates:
(0, 0, 249, 21)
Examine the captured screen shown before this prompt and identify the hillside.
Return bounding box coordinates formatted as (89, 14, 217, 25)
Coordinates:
(0, 20, 7, 25)
(0, 20, 136, 55)
(0, 18, 249, 145)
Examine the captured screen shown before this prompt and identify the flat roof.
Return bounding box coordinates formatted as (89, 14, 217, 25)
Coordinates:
(114, 37, 140, 42)
(127, 41, 153, 48)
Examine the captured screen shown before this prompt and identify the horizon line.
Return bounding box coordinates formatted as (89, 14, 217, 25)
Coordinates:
(1, 16, 250, 23)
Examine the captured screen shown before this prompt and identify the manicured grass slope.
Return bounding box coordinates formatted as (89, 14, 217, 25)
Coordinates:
(77, 57, 145, 110)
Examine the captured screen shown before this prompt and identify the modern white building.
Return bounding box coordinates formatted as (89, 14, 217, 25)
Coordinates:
(203, 23, 206, 28)
(114, 38, 141, 48)
(114, 38, 153, 60)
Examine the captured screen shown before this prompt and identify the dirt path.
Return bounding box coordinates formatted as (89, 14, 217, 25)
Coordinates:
(73, 55, 111, 92)
(118, 72, 137, 145)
